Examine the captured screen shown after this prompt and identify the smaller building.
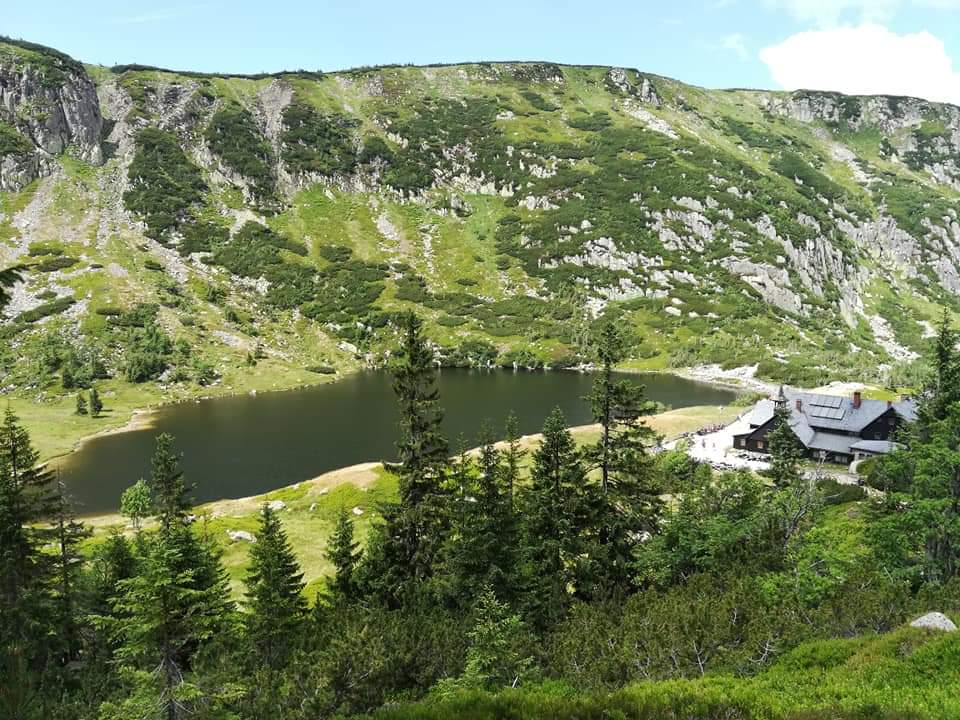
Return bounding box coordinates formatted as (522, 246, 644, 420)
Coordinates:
(733, 386, 916, 465)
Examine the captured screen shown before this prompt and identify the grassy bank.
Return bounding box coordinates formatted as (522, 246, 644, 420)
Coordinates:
(81, 404, 740, 598)
(7, 356, 347, 463)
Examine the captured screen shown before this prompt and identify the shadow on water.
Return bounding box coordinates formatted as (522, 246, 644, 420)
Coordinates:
(60, 369, 736, 514)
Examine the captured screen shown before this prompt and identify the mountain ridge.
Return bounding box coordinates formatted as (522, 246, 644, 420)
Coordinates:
(7, 34, 958, 109)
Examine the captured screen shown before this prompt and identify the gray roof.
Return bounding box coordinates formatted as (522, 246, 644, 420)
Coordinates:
(744, 388, 916, 435)
(850, 440, 903, 454)
(788, 414, 815, 445)
(808, 432, 855, 455)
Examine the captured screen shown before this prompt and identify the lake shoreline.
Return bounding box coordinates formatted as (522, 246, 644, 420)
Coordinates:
(76, 404, 741, 523)
(57, 368, 739, 514)
(56, 364, 748, 469)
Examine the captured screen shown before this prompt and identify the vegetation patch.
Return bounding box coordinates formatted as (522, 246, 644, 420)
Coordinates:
(123, 127, 207, 238)
(281, 103, 359, 176)
(13, 295, 75, 323)
(205, 103, 276, 201)
(0, 121, 32, 155)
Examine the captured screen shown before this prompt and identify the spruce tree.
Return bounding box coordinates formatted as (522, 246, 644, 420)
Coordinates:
(325, 508, 361, 603)
(75, 392, 87, 416)
(392, 312, 448, 505)
(48, 471, 90, 664)
(444, 424, 518, 606)
(768, 404, 805, 488)
(244, 504, 307, 669)
(519, 408, 588, 628)
(435, 587, 534, 694)
(919, 309, 960, 433)
(368, 313, 450, 601)
(585, 322, 660, 493)
(88, 530, 137, 666)
(0, 409, 56, 673)
(89, 387, 103, 417)
(111, 435, 235, 720)
(583, 322, 663, 593)
(148, 433, 190, 531)
(112, 531, 233, 720)
(501, 413, 524, 510)
(62, 363, 76, 390)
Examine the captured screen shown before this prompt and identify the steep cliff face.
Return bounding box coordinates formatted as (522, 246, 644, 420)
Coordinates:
(2, 41, 960, 393)
(0, 39, 102, 190)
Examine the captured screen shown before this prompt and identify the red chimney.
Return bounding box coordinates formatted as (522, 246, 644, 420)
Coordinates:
(795, 399, 803, 411)
(853, 391, 862, 409)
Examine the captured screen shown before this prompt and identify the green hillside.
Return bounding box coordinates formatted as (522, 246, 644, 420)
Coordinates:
(3, 40, 960, 455)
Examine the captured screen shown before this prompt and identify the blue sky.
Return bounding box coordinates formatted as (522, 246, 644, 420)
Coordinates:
(4, 1, 960, 103)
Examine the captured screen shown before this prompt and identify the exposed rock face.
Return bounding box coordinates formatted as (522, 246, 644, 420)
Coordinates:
(0, 52, 103, 189)
(910, 612, 957, 632)
(720, 258, 803, 314)
(605, 67, 661, 106)
(0, 152, 39, 192)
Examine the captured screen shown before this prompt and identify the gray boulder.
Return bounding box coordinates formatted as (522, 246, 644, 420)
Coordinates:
(227, 530, 257, 543)
(909, 612, 957, 632)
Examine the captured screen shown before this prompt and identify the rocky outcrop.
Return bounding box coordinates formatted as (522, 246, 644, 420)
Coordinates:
(0, 49, 103, 189)
(910, 612, 957, 632)
(0, 152, 39, 192)
(605, 68, 661, 106)
(720, 258, 803, 314)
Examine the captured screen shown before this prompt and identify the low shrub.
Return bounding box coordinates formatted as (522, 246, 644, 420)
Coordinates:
(306, 365, 337, 375)
(817, 477, 867, 505)
(34, 256, 79, 272)
(28, 242, 65, 256)
(14, 296, 75, 323)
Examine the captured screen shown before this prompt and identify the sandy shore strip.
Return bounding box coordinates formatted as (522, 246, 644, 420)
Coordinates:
(69, 407, 159, 452)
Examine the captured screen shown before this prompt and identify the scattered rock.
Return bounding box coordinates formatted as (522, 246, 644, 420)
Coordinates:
(227, 530, 256, 543)
(267, 500, 286, 511)
(352, 507, 364, 516)
(910, 612, 957, 632)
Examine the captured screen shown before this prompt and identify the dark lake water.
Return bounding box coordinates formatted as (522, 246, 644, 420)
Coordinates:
(60, 370, 736, 514)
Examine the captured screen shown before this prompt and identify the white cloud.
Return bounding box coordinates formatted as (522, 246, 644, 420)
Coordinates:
(760, 23, 960, 105)
(765, 0, 960, 26)
(720, 33, 749, 59)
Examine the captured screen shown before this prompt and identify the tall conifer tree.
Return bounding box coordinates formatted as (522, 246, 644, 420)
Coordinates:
(519, 408, 588, 628)
(367, 313, 450, 601)
(325, 508, 361, 603)
(584, 322, 663, 593)
(244, 504, 307, 669)
(0, 409, 56, 672)
(392, 312, 448, 505)
(48, 471, 90, 663)
(444, 424, 518, 606)
(111, 434, 235, 720)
